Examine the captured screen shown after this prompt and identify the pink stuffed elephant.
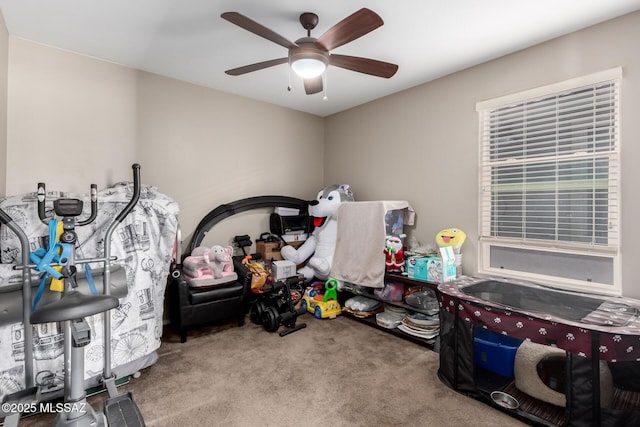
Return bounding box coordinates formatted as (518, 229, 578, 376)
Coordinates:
(209, 245, 234, 279)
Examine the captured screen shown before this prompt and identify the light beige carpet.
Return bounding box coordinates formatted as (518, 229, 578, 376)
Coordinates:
(19, 315, 527, 426)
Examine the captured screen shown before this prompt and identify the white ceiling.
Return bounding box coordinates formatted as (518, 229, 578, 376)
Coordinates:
(1, 0, 639, 117)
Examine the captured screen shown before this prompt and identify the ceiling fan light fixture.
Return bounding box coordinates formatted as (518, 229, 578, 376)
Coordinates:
(290, 42, 329, 79)
(222, 9, 398, 94)
(291, 58, 326, 79)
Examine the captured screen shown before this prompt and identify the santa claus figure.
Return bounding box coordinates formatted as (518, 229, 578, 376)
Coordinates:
(384, 234, 405, 273)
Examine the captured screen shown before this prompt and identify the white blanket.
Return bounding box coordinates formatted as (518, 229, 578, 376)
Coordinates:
(331, 201, 414, 288)
(0, 183, 179, 400)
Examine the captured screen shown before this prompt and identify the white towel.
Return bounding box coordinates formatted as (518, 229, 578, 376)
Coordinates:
(331, 201, 414, 288)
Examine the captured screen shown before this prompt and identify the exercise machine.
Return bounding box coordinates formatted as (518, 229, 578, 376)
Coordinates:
(0, 164, 144, 426)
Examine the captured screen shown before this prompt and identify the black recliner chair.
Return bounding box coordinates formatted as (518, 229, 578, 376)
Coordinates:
(167, 256, 251, 343)
(167, 195, 308, 343)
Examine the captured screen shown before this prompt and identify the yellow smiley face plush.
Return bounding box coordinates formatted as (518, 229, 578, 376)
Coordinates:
(435, 228, 467, 250)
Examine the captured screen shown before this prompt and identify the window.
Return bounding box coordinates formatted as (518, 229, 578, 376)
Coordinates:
(477, 68, 621, 294)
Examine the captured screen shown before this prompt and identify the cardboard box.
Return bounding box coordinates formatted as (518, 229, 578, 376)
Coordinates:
(437, 246, 457, 283)
(406, 256, 428, 281)
(425, 256, 456, 283)
(405, 251, 456, 284)
(256, 241, 284, 261)
(272, 260, 297, 280)
(256, 240, 304, 262)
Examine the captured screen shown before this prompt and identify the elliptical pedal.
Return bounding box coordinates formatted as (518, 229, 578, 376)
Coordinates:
(0, 387, 40, 427)
(104, 392, 145, 427)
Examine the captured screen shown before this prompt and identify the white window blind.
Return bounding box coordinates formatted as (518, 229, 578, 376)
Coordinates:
(477, 68, 621, 294)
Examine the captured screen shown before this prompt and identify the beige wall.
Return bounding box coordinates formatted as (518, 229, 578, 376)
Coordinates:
(324, 11, 640, 298)
(0, 9, 7, 197)
(135, 72, 324, 248)
(6, 38, 138, 195)
(4, 37, 324, 250)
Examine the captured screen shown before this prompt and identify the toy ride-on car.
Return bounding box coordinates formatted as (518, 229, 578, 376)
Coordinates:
(301, 279, 342, 319)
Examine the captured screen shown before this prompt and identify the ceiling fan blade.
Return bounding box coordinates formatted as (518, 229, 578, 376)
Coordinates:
(221, 12, 297, 49)
(316, 8, 383, 51)
(225, 58, 288, 76)
(304, 76, 323, 95)
(330, 54, 398, 78)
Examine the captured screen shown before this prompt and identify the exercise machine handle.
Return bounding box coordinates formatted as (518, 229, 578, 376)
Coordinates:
(77, 184, 98, 226)
(102, 163, 141, 381)
(115, 163, 141, 224)
(103, 163, 141, 281)
(0, 208, 12, 225)
(36, 182, 99, 225)
(37, 182, 46, 223)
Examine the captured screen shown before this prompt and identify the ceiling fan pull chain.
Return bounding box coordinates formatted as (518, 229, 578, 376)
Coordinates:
(287, 52, 292, 91)
(323, 72, 328, 101)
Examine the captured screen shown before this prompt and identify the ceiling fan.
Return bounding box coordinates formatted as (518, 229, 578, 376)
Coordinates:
(221, 8, 399, 95)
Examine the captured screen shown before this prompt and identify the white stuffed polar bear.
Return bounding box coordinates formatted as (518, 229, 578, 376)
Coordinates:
(280, 184, 354, 282)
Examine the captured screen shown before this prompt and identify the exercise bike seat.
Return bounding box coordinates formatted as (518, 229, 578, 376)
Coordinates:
(30, 291, 119, 324)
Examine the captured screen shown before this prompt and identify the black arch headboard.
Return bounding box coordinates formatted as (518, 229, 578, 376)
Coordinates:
(185, 195, 309, 255)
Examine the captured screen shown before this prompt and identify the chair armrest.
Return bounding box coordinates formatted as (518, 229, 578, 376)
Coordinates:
(166, 273, 192, 324)
(232, 256, 252, 298)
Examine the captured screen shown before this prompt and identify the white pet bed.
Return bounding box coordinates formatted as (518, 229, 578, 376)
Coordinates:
(514, 340, 613, 408)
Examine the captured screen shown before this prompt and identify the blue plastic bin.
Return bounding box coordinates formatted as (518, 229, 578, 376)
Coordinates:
(474, 328, 521, 378)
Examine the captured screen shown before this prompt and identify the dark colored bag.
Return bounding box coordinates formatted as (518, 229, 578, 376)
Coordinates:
(269, 213, 312, 236)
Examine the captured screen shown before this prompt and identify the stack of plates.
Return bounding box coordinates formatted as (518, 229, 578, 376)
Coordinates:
(384, 305, 408, 315)
(397, 313, 440, 339)
(375, 310, 406, 329)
